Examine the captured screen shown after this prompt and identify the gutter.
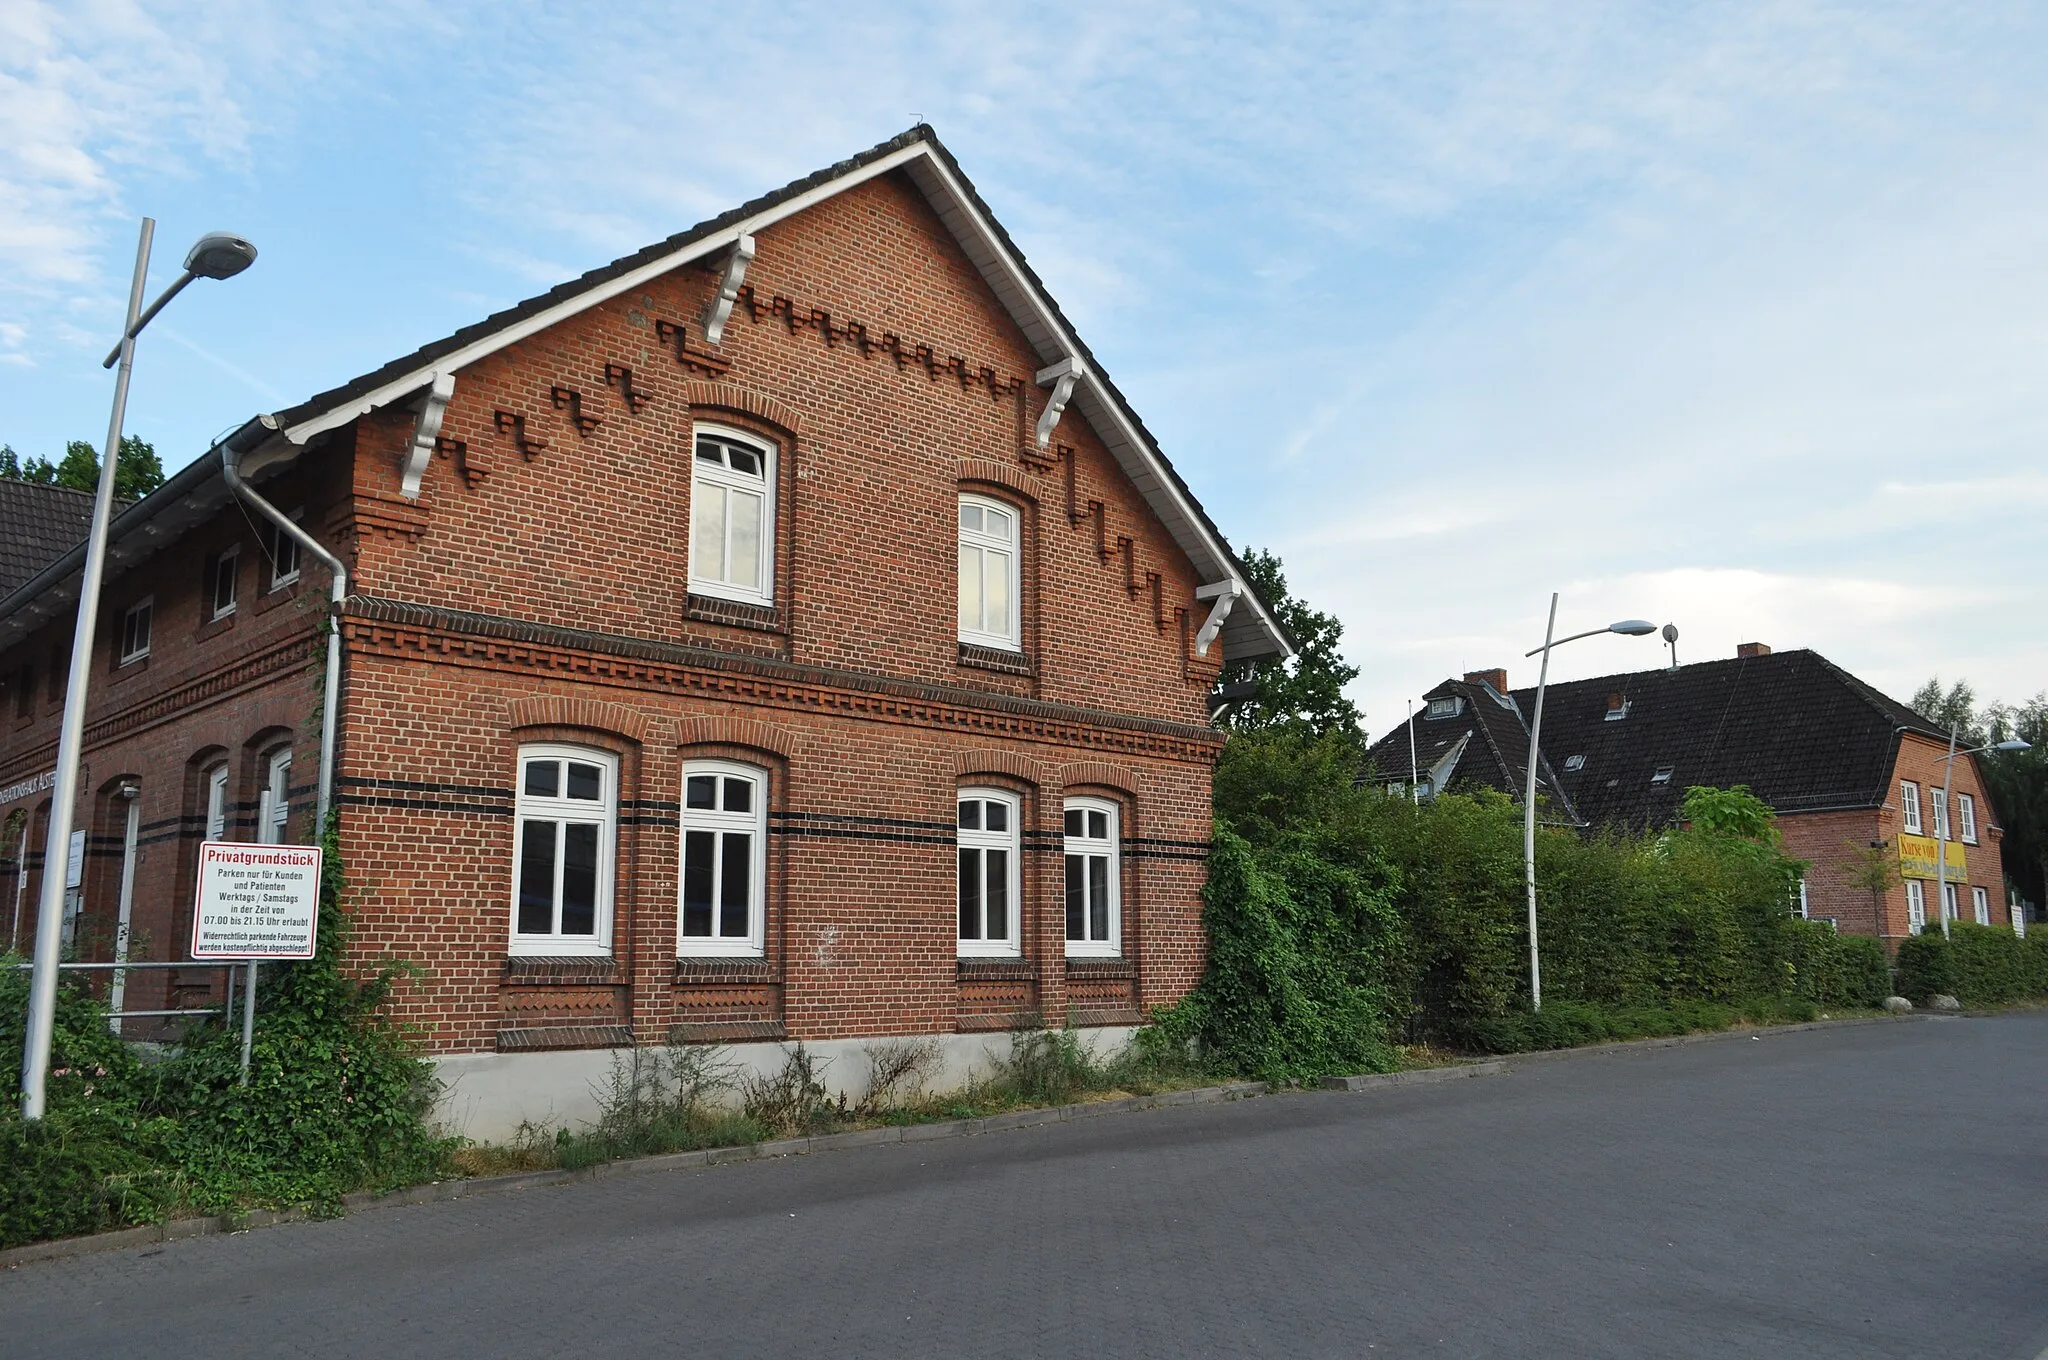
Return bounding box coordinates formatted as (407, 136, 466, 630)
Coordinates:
(220, 421, 345, 827)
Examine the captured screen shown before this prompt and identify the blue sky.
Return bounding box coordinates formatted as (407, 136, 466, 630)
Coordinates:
(5, 2, 2045, 731)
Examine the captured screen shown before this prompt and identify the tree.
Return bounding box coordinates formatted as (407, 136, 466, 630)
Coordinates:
(0, 437, 163, 500)
(1911, 676, 1982, 745)
(1983, 695, 2048, 915)
(1214, 548, 1362, 740)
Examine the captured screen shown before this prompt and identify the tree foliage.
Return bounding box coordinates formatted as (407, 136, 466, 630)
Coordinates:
(0, 436, 164, 501)
(1911, 675, 2048, 913)
(1213, 548, 1363, 740)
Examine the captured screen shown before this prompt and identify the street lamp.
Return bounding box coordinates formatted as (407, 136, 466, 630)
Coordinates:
(1932, 728, 2030, 939)
(1519, 595, 1658, 1011)
(21, 220, 257, 1121)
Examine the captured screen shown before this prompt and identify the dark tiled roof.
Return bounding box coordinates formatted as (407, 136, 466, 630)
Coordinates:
(1363, 677, 1577, 823)
(0, 480, 98, 597)
(1368, 649, 1941, 831)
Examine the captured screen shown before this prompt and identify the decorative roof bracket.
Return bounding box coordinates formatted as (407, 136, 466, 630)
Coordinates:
(401, 372, 457, 500)
(1194, 579, 1241, 657)
(1034, 355, 1087, 450)
(701, 234, 756, 347)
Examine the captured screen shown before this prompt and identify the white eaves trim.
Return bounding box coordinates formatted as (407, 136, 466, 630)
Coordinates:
(279, 143, 930, 446)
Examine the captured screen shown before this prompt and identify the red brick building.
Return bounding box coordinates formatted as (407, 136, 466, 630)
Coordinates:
(0, 128, 1288, 1136)
(1365, 644, 2014, 944)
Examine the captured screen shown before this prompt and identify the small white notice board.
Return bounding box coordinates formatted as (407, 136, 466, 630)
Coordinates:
(190, 841, 322, 960)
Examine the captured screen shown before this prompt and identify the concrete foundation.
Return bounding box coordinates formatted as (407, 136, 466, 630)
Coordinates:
(432, 1027, 1141, 1144)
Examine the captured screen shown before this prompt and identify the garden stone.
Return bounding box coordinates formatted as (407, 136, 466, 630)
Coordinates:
(1882, 996, 1913, 1013)
(1928, 994, 1962, 1012)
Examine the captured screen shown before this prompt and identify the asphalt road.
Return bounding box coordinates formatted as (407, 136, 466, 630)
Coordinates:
(6, 1013, 2047, 1359)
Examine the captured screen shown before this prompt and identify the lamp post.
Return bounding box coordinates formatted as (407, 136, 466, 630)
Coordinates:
(1519, 595, 1657, 1011)
(1932, 727, 2030, 939)
(19, 221, 256, 1120)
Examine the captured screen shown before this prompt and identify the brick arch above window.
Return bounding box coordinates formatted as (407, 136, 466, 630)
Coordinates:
(682, 382, 803, 439)
(956, 458, 1039, 504)
(953, 748, 1053, 789)
(507, 697, 650, 745)
(673, 715, 800, 758)
(1057, 762, 1140, 797)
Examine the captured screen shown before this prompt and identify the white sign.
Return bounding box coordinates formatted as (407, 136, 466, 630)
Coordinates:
(190, 841, 322, 959)
(65, 830, 86, 889)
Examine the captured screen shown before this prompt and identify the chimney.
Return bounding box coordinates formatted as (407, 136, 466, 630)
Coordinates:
(1736, 642, 1771, 658)
(1464, 668, 1508, 694)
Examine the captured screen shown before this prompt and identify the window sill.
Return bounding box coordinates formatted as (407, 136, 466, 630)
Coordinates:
(957, 956, 1032, 979)
(957, 642, 1032, 676)
(251, 578, 305, 616)
(109, 655, 150, 685)
(686, 593, 784, 634)
(195, 612, 237, 644)
(1065, 955, 1132, 976)
(506, 942, 613, 962)
(502, 956, 619, 986)
(674, 955, 771, 980)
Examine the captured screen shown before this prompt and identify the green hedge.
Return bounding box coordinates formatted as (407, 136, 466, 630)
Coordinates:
(1896, 924, 2048, 1006)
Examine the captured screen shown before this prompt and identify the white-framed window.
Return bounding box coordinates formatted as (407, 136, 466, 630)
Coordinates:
(1958, 793, 1977, 845)
(957, 495, 1020, 651)
(210, 547, 239, 619)
(1941, 881, 1960, 923)
(1931, 789, 1949, 842)
(267, 516, 302, 591)
(1064, 797, 1121, 957)
(1795, 877, 1809, 919)
(119, 598, 152, 665)
(1973, 886, 1990, 927)
(1905, 879, 1926, 933)
(511, 744, 617, 956)
(2016, 898, 2029, 939)
(204, 763, 229, 841)
(957, 788, 1020, 957)
(1900, 781, 1922, 834)
(1426, 696, 1462, 720)
(259, 747, 291, 844)
(688, 426, 774, 606)
(677, 760, 767, 957)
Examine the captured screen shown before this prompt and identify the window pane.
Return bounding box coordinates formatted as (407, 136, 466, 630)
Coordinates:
(1089, 855, 1110, 942)
(1065, 808, 1084, 838)
(959, 848, 981, 939)
(959, 545, 983, 633)
(566, 762, 601, 801)
(985, 801, 1007, 833)
(986, 849, 1008, 941)
(720, 832, 751, 937)
(1089, 811, 1108, 840)
(683, 830, 715, 935)
(729, 489, 763, 590)
(728, 446, 760, 477)
(958, 800, 980, 831)
(696, 442, 723, 465)
(517, 820, 557, 935)
(686, 776, 718, 809)
(985, 506, 1011, 542)
(723, 777, 752, 813)
(692, 483, 727, 582)
(524, 760, 559, 798)
(984, 549, 1011, 637)
(561, 823, 599, 936)
(960, 503, 982, 533)
(1066, 855, 1084, 940)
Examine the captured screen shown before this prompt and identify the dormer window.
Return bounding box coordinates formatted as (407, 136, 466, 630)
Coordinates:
(1563, 754, 1585, 773)
(1426, 696, 1463, 720)
(1604, 693, 1630, 721)
(1650, 766, 1675, 785)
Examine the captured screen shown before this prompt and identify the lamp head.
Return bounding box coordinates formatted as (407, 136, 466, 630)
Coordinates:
(1608, 620, 1656, 636)
(184, 232, 257, 280)
(1995, 738, 2032, 753)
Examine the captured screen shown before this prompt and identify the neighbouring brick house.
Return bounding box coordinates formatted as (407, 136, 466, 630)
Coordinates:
(1366, 644, 2013, 946)
(0, 127, 1289, 1137)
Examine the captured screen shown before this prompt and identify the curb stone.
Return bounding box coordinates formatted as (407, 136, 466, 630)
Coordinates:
(1322, 1061, 1508, 1092)
(0, 1077, 1274, 1271)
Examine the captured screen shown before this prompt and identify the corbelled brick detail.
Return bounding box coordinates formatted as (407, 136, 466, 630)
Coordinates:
(673, 715, 800, 757)
(682, 381, 803, 436)
(506, 696, 648, 744)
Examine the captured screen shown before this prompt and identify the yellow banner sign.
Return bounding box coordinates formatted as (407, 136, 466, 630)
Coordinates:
(1898, 834, 1966, 882)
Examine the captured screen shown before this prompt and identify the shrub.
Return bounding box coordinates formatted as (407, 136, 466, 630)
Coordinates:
(1895, 932, 1959, 1004)
(1910, 923, 2048, 1007)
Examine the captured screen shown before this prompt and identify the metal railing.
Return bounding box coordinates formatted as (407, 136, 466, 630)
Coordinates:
(8, 958, 238, 1021)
